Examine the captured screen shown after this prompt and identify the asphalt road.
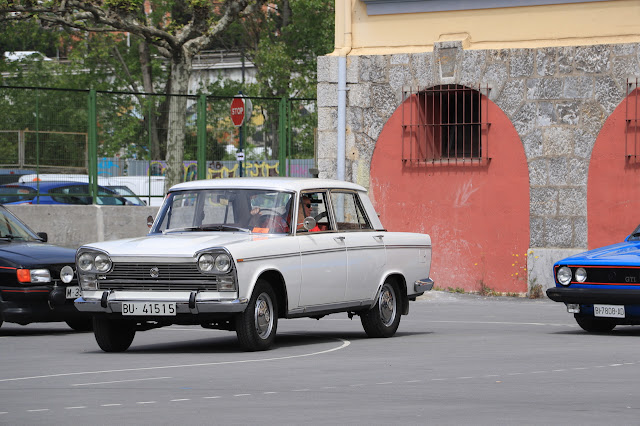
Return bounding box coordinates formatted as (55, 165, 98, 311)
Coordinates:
(1, 291, 639, 425)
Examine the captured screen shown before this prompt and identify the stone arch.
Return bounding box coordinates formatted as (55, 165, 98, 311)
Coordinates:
(588, 87, 640, 248)
(370, 87, 530, 293)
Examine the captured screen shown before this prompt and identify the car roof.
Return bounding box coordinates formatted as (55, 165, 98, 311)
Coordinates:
(169, 177, 367, 193)
(1, 181, 108, 190)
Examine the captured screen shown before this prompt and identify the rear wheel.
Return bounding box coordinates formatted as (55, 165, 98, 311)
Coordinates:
(574, 314, 616, 332)
(235, 280, 278, 351)
(93, 317, 136, 352)
(361, 280, 402, 338)
(65, 319, 93, 332)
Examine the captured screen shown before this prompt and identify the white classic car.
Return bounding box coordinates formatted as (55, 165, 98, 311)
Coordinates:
(75, 178, 434, 352)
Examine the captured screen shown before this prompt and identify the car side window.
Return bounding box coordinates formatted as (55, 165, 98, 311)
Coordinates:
(49, 185, 91, 205)
(297, 191, 332, 233)
(97, 187, 127, 205)
(330, 191, 372, 231)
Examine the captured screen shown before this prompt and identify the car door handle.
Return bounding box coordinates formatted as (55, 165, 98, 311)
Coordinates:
(374, 235, 384, 239)
(334, 236, 345, 242)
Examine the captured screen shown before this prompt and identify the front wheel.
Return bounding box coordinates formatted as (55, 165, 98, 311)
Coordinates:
(574, 314, 616, 333)
(93, 317, 136, 352)
(361, 280, 402, 338)
(235, 280, 278, 351)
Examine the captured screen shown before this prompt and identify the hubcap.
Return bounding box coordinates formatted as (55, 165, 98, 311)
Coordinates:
(379, 284, 396, 327)
(254, 293, 274, 339)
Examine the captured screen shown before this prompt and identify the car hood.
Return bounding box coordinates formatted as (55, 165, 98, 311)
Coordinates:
(556, 241, 640, 266)
(0, 241, 76, 267)
(83, 232, 286, 258)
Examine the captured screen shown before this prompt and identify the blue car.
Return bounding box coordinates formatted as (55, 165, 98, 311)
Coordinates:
(0, 181, 143, 205)
(547, 226, 640, 332)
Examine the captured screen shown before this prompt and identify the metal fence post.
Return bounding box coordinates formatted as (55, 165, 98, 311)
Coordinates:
(88, 89, 98, 204)
(278, 97, 287, 176)
(197, 94, 207, 180)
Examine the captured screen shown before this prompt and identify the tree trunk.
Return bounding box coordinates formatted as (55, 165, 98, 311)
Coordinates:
(164, 52, 192, 192)
(138, 40, 161, 160)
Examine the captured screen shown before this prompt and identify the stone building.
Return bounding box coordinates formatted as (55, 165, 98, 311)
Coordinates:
(316, 0, 640, 294)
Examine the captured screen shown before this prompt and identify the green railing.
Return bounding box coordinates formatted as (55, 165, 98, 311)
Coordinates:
(0, 86, 316, 205)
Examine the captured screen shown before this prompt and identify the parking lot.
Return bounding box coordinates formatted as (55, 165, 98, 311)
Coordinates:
(1, 291, 639, 425)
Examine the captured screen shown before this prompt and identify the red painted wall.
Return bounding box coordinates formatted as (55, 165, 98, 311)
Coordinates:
(370, 93, 530, 293)
(588, 89, 640, 248)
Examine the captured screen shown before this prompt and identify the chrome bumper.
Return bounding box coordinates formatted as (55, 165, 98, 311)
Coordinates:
(74, 290, 248, 314)
(414, 278, 434, 292)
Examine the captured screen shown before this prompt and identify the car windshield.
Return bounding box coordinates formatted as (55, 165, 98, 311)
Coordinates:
(106, 185, 146, 206)
(153, 189, 294, 235)
(629, 224, 640, 241)
(0, 207, 42, 241)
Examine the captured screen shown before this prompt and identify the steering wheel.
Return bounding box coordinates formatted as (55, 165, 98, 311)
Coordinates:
(258, 214, 289, 233)
(314, 211, 328, 221)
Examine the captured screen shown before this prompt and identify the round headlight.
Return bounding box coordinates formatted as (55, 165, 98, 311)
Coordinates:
(60, 265, 74, 283)
(78, 253, 94, 272)
(214, 254, 231, 272)
(575, 267, 587, 283)
(557, 266, 572, 286)
(94, 254, 112, 272)
(198, 254, 215, 272)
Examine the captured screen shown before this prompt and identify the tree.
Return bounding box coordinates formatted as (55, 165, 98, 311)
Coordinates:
(229, 0, 334, 159)
(0, 0, 266, 189)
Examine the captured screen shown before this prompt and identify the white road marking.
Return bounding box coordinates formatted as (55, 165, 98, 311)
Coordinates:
(73, 376, 171, 386)
(429, 320, 576, 327)
(0, 337, 350, 383)
(10, 361, 640, 416)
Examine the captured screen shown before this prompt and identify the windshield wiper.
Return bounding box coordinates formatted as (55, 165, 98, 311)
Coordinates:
(0, 234, 25, 240)
(165, 225, 249, 233)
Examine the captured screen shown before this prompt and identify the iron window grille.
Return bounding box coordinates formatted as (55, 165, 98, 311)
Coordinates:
(626, 78, 640, 161)
(401, 84, 490, 165)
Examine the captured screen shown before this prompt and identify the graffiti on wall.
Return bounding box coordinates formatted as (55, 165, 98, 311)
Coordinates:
(145, 160, 281, 181)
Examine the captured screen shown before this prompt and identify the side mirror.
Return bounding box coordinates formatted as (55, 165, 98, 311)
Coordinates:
(147, 215, 154, 228)
(37, 232, 48, 242)
(303, 217, 316, 230)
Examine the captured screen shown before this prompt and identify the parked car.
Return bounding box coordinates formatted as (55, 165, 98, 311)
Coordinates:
(547, 224, 640, 332)
(19, 174, 165, 206)
(0, 205, 92, 331)
(0, 181, 144, 205)
(75, 177, 434, 352)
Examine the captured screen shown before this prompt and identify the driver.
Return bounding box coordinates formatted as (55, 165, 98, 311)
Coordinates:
(297, 195, 321, 232)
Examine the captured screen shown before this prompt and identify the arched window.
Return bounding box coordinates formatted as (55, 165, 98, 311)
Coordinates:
(401, 84, 489, 165)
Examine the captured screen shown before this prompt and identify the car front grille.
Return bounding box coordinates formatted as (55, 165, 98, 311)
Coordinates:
(97, 262, 220, 291)
(578, 267, 640, 285)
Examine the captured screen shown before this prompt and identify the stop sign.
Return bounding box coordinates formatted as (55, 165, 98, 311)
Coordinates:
(230, 97, 245, 127)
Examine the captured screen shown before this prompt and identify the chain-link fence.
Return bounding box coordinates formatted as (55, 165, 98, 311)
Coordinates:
(0, 86, 316, 206)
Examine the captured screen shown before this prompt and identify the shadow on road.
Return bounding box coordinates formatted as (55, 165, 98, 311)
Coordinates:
(80, 330, 432, 355)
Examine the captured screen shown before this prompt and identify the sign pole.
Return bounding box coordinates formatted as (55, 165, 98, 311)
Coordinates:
(230, 92, 251, 177)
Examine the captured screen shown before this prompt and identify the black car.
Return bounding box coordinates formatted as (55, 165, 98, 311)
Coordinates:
(0, 205, 92, 331)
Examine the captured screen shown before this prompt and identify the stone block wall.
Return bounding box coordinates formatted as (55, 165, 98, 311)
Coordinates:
(318, 42, 640, 292)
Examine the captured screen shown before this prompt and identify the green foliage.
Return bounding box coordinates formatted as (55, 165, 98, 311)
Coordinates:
(0, 0, 333, 163)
